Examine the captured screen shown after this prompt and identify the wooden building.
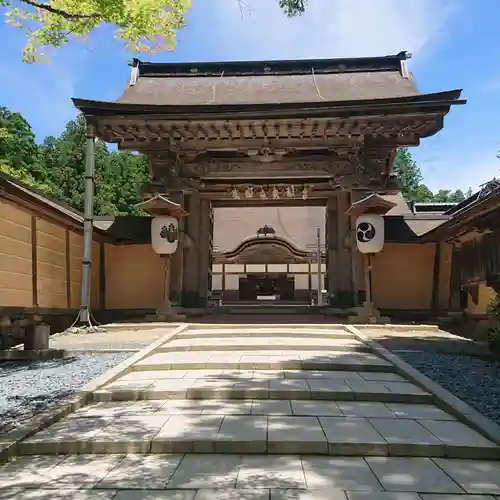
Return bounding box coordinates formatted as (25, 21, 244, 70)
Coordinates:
(72, 51, 464, 311)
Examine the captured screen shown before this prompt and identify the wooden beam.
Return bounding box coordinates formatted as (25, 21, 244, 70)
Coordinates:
(31, 216, 38, 307)
(65, 229, 71, 308)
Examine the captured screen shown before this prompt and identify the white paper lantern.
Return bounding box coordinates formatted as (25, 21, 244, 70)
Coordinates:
(151, 216, 179, 254)
(355, 213, 385, 254)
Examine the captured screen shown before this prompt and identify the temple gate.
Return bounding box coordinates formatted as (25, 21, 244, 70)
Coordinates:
(74, 51, 463, 311)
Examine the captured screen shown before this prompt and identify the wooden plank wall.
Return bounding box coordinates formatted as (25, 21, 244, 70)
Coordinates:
(0, 199, 33, 307)
(0, 198, 101, 310)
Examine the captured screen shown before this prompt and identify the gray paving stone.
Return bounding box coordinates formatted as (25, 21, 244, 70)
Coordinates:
(344, 380, 391, 394)
(70, 401, 166, 418)
(46, 455, 125, 488)
(338, 402, 396, 419)
(301, 456, 382, 491)
(306, 379, 354, 399)
(232, 381, 270, 398)
(284, 370, 364, 381)
(269, 379, 310, 398)
(318, 417, 387, 455)
(216, 416, 267, 453)
(365, 457, 463, 494)
(368, 418, 444, 456)
(251, 399, 292, 415)
(346, 493, 421, 500)
(0, 490, 117, 499)
(113, 491, 196, 500)
(97, 454, 183, 489)
(267, 416, 328, 454)
(167, 455, 241, 489)
(195, 489, 270, 500)
(159, 400, 209, 414)
(291, 401, 343, 416)
(25, 416, 111, 442)
(0, 455, 65, 488)
(383, 382, 428, 395)
(385, 404, 456, 421)
(433, 459, 500, 495)
(420, 495, 496, 500)
(201, 400, 253, 415)
(152, 415, 223, 453)
(417, 420, 499, 454)
(237, 456, 306, 489)
(357, 372, 407, 382)
(120, 370, 189, 381)
(90, 415, 169, 444)
(271, 490, 347, 499)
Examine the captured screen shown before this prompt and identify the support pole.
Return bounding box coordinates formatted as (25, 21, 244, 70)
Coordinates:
(365, 253, 373, 318)
(316, 226, 322, 306)
(160, 254, 172, 314)
(69, 121, 101, 332)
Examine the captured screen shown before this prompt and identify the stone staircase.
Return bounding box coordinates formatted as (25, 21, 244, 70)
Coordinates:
(4, 323, 500, 498)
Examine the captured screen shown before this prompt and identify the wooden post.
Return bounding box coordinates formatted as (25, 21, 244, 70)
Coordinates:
(31, 215, 38, 308)
(365, 254, 373, 318)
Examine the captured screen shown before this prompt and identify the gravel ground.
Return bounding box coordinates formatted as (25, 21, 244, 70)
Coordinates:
(394, 349, 500, 426)
(0, 352, 133, 434)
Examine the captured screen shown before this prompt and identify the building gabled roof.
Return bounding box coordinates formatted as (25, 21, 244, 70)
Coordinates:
(420, 180, 500, 242)
(117, 52, 421, 107)
(73, 51, 465, 118)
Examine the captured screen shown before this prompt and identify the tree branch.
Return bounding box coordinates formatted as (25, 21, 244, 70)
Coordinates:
(19, 0, 99, 19)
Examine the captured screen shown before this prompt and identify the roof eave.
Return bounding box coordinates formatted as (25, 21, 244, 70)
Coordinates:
(72, 90, 465, 119)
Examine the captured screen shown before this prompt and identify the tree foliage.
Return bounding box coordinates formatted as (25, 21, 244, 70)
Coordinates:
(1, 109, 148, 215)
(2, 0, 306, 62)
(394, 148, 468, 203)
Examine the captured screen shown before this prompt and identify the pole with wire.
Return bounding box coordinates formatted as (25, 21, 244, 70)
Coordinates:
(69, 121, 101, 332)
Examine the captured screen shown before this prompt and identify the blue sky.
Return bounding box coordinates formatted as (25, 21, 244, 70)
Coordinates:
(1, 0, 499, 193)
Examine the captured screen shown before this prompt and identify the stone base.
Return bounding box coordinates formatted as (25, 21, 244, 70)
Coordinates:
(0, 349, 68, 361)
(348, 315, 391, 324)
(25, 322, 50, 350)
(145, 312, 186, 322)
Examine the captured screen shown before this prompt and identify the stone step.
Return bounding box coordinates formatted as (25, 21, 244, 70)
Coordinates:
(176, 328, 355, 339)
(133, 351, 394, 372)
(157, 337, 370, 353)
(18, 409, 500, 459)
(5, 453, 500, 496)
(93, 376, 433, 404)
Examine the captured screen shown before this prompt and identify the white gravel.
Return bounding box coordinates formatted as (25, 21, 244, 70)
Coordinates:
(0, 352, 133, 434)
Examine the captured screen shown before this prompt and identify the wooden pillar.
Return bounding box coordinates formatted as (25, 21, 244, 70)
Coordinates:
(31, 215, 38, 308)
(197, 198, 212, 307)
(349, 189, 369, 305)
(169, 191, 185, 305)
(326, 196, 337, 305)
(432, 242, 442, 311)
(182, 191, 201, 307)
(222, 263, 226, 300)
(65, 229, 71, 308)
(326, 192, 354, 308)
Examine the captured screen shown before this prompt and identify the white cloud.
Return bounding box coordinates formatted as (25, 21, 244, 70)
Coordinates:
(205, 0, 456, 62)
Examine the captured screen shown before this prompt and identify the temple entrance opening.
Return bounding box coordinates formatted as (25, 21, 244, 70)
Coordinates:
(211, 206, 326, 305)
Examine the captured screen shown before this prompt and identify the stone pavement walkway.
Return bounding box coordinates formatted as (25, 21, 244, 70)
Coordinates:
(2, 323, 500, 499)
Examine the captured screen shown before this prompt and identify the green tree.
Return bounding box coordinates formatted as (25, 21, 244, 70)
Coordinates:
(38, 114, 148, 215)
(432, 189, 466, 203)
(0, 106, 49, 188)
(393, 148, 434, 202)
(2, 0, 305, 62)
